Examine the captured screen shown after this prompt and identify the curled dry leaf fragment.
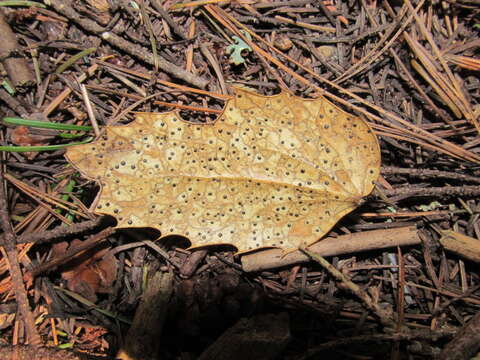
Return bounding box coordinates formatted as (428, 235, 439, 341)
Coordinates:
(10, 126, 51, 147)
(83, 0, 112, 25)
(66, 87, 381, 253)
(317, 45, 338, 59)
(10, 126, 53, 160)
(53, 240, 117, 302)
(274, 35, 293, 51)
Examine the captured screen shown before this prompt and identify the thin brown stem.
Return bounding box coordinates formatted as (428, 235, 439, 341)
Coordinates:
(0, 160, 41, 345)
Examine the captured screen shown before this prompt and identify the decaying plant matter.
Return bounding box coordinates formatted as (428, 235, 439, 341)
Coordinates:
(66, 87, 380, 252)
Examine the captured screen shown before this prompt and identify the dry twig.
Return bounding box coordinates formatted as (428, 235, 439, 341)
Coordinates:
(0, 161, 41, 345)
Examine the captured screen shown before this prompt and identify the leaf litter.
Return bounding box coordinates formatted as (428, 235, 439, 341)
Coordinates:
(1, 0, 480, 358)
(66, 87, 380, 253)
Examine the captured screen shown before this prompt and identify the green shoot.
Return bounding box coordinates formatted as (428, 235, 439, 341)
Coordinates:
(3, 117, 92, 131)
(0, 138, 93, 152)
(0, 1, 46, 7)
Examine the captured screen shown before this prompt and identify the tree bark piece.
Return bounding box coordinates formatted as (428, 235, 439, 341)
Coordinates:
(438, 312, 480, 360)
(0, 10, 35, 88)
(241, 226, 420, 272)
(439, 230, 480, 263)
(198, 313, 291, 360)
(116, 271, 174, 360)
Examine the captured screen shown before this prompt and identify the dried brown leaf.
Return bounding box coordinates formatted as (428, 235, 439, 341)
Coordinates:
(53, 240, 117, 301)
(66, 88, 381, 253)
(10, 126, 49, 147)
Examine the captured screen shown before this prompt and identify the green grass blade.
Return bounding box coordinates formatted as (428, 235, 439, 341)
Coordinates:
(1, 79, 15, 95)
(0, 1, 46, 7)
(3, 117, 93, 131)
(58, 132, 90, 139)
(0, 138, 93, 152)
(55, 48, 97, 75)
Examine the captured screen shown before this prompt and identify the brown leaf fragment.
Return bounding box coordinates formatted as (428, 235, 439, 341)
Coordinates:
(83, 0, 112, 25)
(10, 126, 50, 147)
(66, 87, 381, 253)
(9, 126, 53, 159)
(53, 240, 117, 302)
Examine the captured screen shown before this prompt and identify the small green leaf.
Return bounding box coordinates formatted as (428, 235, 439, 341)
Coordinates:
(226, 30, 252, 66)
(417, 201, 441, 212)
(386, 206, 397, 213)
(1, 80, 15, 95)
